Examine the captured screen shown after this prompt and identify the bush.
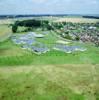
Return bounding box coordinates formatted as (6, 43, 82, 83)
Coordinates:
(75, 36, 80, 41)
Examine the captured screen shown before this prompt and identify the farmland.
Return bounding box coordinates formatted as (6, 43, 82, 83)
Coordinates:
(0, 17, 99, 100)
(54, 17, 99, 23)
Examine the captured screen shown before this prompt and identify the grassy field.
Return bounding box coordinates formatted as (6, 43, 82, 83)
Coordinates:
(0, 25, 11, 42)
(0, 19, 14, 25)
(0, 17, 99, 100)
(0, 64, 99, 100)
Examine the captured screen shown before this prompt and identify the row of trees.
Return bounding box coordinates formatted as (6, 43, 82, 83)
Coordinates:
(12, 19, 75, 33)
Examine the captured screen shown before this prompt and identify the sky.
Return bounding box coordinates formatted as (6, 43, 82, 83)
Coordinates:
(0, 0, 99, 15)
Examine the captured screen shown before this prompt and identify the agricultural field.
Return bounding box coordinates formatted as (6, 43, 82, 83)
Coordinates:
(0, 17, 99, 100)
(54, 17, 99, 23)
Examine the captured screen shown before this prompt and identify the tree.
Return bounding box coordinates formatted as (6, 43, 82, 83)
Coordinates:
(12, 24, 18, 33)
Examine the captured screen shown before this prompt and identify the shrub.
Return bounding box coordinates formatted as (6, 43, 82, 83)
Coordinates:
(75, 36, 80, 41)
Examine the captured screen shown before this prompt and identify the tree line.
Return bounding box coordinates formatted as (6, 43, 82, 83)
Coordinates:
(12, 19, 50, 33)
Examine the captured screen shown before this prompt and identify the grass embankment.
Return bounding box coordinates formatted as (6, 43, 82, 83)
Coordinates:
(0, 64, 99, 100)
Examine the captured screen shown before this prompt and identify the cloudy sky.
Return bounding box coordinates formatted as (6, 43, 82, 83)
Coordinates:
(0, 0, 99, 15)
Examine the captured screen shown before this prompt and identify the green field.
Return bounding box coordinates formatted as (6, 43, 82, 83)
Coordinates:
(0, 17, 99, 100)
(0, 64, 99, 100)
